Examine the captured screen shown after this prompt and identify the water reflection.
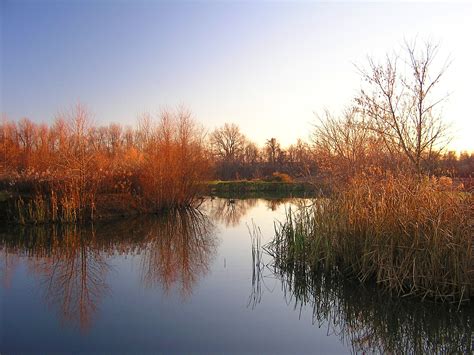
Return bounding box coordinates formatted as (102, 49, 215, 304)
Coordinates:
(0, 209, 217, 330)
(205, 197, 296, 227)
(255, 256, 474, 354)
(206, 198, 258, 227)
(1, 198, 471, 353)
(140, 209, 217, 297)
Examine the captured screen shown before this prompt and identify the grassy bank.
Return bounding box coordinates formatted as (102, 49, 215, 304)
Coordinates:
(267, 174, 473, 303)
(207, 179, 318, 196)
(0, 188, 209, 225)
(1, 179, 318, 224)
(0, 190, 142, 224)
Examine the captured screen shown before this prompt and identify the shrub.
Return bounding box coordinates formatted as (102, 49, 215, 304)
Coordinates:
(265, 172, 293, 183)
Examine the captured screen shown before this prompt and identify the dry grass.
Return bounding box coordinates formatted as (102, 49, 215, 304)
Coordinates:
(268, 174, 473, 303)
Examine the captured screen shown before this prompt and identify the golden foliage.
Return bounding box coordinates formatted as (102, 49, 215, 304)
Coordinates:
(1, 105, 210, 223)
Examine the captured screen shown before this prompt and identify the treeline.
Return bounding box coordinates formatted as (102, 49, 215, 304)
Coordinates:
(2, 111, 472, 188)
(208, 123, 316, 180)
(435, 151, 474, 178)
(208, 120, 474, 182)
(311, 108, 474, 184)
(0, 112, 318, 195)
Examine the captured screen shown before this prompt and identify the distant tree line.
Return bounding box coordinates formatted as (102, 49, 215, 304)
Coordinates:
(1, 110, 472, 188)
(208, 123, 316, 180)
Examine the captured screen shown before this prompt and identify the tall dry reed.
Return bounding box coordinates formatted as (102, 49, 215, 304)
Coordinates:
(268, 174, 473, 303)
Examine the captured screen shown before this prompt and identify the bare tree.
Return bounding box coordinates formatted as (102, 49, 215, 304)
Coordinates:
(243, 141, 259, 165)
(209, 123, 246, 161)
(265, 137, 282, 164)
(313, 107, 384, 179)
(136, 112, 154, 150)
(356, 40, 451, 173)
(139, 107, 209, 210)
(51, 104, 104, 220)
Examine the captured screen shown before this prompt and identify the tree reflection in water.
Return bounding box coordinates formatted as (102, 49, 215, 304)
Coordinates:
(205, 197, 296, 227)
(0, 209, 217, 330)
(205, 198, 258, 227)
(0, 226, 110, 331)
(140, 209, 217, 297)
(0, 248, 20, 288)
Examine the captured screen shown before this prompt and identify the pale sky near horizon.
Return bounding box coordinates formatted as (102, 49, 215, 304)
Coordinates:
(1, 1, 473, 152)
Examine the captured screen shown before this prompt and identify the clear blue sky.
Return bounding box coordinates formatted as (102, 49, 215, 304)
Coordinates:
(1, 0, 473, 151)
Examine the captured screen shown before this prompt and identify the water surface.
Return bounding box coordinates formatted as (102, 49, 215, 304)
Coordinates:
(1, 198, 472, 354)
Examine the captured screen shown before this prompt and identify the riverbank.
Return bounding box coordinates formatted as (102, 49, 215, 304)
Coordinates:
(0, 180, 319, 224)
(207, 179, 320, 196)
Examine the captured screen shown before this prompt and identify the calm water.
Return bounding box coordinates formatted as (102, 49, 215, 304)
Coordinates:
(1, 198, 472, 354)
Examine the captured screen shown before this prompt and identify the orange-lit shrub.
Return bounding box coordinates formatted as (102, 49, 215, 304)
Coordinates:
(265, 172, 293, 183)
(138, 109, 210, 210)
(1, 105, 210, 223)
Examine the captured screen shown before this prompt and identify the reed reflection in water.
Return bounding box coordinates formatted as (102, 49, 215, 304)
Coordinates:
(0, 209, 217, 330)
(249, 226, 474, 354)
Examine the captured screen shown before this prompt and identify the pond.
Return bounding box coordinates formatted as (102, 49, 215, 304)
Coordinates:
(1, 198, 473, 353)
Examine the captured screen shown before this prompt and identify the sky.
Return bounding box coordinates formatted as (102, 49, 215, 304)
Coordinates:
(1, 0, 473, 152)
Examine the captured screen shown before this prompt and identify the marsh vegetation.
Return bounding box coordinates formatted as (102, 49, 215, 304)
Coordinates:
(1, 106, 210, 223)
(274, 41, 474, 303)
(268, 174, 473, 303)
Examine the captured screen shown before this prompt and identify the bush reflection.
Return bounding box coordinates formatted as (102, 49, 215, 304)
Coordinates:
(0, 209, 217, 330)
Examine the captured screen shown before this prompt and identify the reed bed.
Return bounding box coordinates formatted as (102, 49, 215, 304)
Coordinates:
(13, 189, 95, 224)
(267, 174, 473, 303)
